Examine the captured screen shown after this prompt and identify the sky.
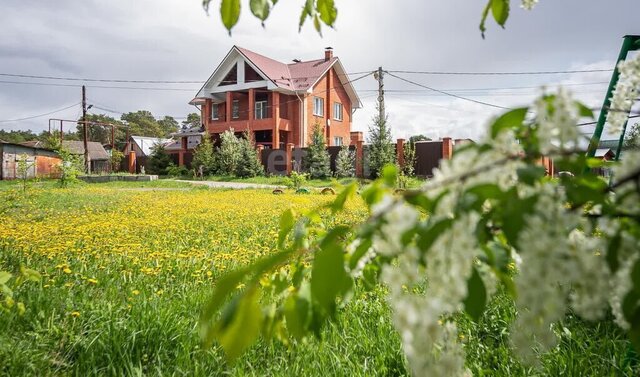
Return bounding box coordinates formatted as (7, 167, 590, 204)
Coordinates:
(0, 0, 638, 142)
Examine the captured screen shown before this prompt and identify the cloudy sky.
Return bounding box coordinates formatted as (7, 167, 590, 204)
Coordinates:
(0, 0, 638, 141)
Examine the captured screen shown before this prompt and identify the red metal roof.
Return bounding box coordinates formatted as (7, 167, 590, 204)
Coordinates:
(236, 47, 337, 91)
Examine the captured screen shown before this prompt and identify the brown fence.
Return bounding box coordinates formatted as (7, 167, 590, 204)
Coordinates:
(414, 141, 443, 178)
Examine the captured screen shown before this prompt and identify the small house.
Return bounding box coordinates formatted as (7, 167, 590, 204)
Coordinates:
(0, 141, 62, 180)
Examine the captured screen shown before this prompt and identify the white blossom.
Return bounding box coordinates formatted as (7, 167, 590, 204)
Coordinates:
(607, 54, 640, 135)
(533, 87, 580, 154)
(521, 0, 539, 10)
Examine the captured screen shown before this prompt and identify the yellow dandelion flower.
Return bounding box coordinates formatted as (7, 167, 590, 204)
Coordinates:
(70, 311, 81, 318)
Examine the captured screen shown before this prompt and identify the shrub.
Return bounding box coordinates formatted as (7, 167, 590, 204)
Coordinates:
(147, 144, 172, 175)
(335, 145, 355, 178)
(367, 103, 395, 178)
(306, 123, 330, 179)
(192, 135, 216, 177)
(402, 141, 416, 177)
(215, 130, 242, 175)
(55, 147, 82, 188)
(166, 163, 188, 177)
(235, 134, 264, 178)
(110, 150, 124, 173)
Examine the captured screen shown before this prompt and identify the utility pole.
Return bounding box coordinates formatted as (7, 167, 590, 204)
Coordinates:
(82, 85, 89, 173)
(375, 66, 385, 120)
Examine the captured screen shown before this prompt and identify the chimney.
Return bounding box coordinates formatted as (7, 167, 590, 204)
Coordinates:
(324, 47, 333, 61)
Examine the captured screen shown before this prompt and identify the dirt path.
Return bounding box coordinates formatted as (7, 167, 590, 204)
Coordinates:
(175, 180, 285, 190)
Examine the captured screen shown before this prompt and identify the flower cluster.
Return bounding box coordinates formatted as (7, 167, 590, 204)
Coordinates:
(607, 53, 640, 135)
(521, 0, 539, 10)
(533, 87, 581, 154)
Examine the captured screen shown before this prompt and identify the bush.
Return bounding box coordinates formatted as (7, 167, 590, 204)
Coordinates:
(55, 147, 82, 187)
(288, 171, 307, 190)
(402, 142, 416, 177)
(335, 145, 355, 178)
(192, 135, 216, 177)
(146, 144, 172, 175)
(235, 136, 264, 178)
(215, 130, 242, 175)
(166, 163, 188, 177)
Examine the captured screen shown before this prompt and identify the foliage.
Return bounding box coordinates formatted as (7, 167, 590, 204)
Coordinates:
(55, 147, 82, 188)
(110, 150, 124, 172)
(367, 103, 395, 178)
(402, 141, 416, 177)
(215, 130, 242, 175)
(199, 75, 640, 375)
(203, 0, 338, 35)
(0, 266, 41, 316)
(166, 163, 189, 177)
(408, 134, 431, 144)
(235, 134, 264, 178)
(121, 111, 176, 140)
(146, 144, 173, 175)
(182, 113, 202, 129)
(288, 170, 308, 190)
(203, 0, 529, 37)
(0, 129, 38, 144)
(16, 154, 33, 193)
(77, 114, 125, 146)
(334, 145, 355, 178)
(306, 123, 331, 179)
(192, 134, 216, 176)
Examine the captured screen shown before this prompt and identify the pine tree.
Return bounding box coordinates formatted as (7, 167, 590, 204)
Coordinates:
(367, 103, 395, 178)
(147, 144, 172, 175)
(192, 134, 216, 176)
(335, 145, 355, 178)
(306, 123, 331, 179)
(235, 133, 264, 178)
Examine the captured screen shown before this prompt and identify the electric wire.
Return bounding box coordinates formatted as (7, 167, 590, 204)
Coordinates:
(0, 102, 81, 123)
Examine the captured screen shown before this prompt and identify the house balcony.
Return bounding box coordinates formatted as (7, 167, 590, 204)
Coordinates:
(204, 89, 294, 148)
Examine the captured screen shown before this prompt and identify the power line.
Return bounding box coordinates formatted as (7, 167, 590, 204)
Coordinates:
(386, 68, 614, 76)
(385, 72, 511, 110)
(360, 81, 609, 93)
(0, 102, 80, 123)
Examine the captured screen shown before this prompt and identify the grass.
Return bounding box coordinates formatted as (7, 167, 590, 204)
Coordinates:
(0, 181, 637, 376)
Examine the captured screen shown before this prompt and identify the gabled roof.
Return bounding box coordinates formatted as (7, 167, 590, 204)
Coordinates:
(130, 136, 172, 156)
(62, 141, 110, 160)
(194, 46, 362, 109)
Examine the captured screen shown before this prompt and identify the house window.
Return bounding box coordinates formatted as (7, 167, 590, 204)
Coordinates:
(255, 101, 268, 120)
(333, 102, 343, 121)
(232, 100, 239, 119)
(333, 136, 343, 146)
(211, 104, 219, 120)
(313, 97, 324, 117)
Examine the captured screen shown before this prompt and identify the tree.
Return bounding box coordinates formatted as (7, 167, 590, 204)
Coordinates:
(402, 142, 416, 177)
(76, 114, 124, 145)
(16, 154, 33, 193)
(215, 130, 242, 176)
(0, 129, 38, 144)
(235, 133, 264, 178)
(305, 123, 331, 179)
(110, 150, 124, 172)
(408, 134, 431, 145)
(182, 113, 202, 130)
(55, 147, 82, 187)
(367, 103, 395, 178)
(121, 111, 164, 138)
(146, 144, 172, 175)
(625, 122, 640, 150)
(158, 116, 179, 136)
(192, 134, 216, 177)
(334, 145, 355, 178)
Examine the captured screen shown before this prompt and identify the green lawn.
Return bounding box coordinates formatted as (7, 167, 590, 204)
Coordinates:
(0, 181, 636, 376)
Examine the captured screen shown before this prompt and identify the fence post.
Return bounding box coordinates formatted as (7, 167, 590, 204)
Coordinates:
(285, 143, 294, 174)
(397, 138, 405, 169)
(355, 140, 364, 178)
(442, 137, 453, 160)
(128, 151, 136, 174)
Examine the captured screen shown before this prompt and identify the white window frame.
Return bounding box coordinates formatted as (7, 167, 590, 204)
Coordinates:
(333, 136, 343, 146)
(211, 104, 219, 120)
(333, 102, 343, 121)
(255, 100, 268, 120)
(232, 100, 240, 119)
(313, 96, 324, 117)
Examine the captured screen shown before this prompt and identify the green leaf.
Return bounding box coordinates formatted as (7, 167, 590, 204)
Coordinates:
(250, 0, 270, 22)
(20, 266, 41, 282)
(278, 208, 296, 248)
(500, 190, 538, 249)
(313, 14, 322, 35)
(215, 288, 263, 360)
(381, 164, 398, 187)
(416, 218, 454, 252)
(479, 0, 492, 38)
(348, 238, 373, 270)
(0, 271, 12, 285)
(311, 227, 350, 314)
(490, 107, 528, 138)
(220, 0, 241, 33)
(575, 101, 594, 118)
(463, 267, 487, 321)
(517, 166, 546, 186)
(606, 233, 621, 273)
(329, 182, 357, 214)
(632, 260, 640, 295)
(361, 182, 385, 207)
(361, 263, 379, 291)
(299, 0, 314, 31)
(490, 0, 509, 27)
(316, 0, 337, 26)
(284, 290, 311, 340)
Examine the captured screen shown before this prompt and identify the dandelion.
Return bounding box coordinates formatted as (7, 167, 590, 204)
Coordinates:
(63, 267, 72, 274)
(70, 311, 81, 318)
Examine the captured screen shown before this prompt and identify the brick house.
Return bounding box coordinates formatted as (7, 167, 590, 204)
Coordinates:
(189, 46, 362, 151)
